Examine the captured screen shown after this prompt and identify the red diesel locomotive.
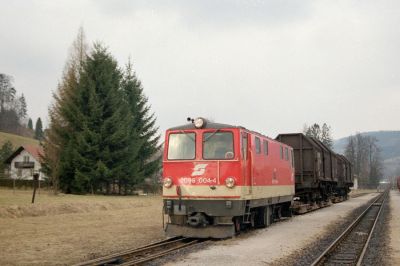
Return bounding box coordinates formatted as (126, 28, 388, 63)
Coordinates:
(162, 118, 295, 238)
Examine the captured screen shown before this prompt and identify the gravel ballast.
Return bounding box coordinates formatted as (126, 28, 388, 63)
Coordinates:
(389, 190, 400, 265)
(163, 193, 379, 266)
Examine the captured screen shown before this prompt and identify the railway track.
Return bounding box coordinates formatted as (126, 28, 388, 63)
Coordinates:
(74, 236, 208, 266)
(311, 190, 389, 266)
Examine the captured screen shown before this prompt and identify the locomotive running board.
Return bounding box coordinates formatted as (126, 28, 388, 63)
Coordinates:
(165, 224, 235, 239)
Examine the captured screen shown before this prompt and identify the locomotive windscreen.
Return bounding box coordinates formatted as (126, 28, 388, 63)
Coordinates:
(203, 131, 234, 160)
(167, 133, 196, 160)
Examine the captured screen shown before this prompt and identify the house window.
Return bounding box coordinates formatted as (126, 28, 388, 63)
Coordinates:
(263, 140, 268, 155)
(280, 146, 283, 159)
(17, 169, 22, 177)
(255, 137, 261, 154)
(285, 147, 289, 161)
(23, 156, 29, 162)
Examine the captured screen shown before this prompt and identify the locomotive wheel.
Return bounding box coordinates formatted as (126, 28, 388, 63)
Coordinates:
(275, 206, 282, 220)
(256, 206, 272, 228)
(234, 217, 241, 233)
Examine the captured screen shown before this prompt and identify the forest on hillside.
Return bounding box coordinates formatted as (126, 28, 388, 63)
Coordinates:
(0, 74, 44, 140)
(0, 74, 29, 136)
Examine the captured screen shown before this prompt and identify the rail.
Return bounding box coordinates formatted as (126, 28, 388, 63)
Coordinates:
(74, 236, 208, 266)
(310, 189, 389, 266)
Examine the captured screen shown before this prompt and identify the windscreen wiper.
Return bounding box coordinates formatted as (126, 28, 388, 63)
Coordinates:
(203, 129, 220, 142)
(179, 131, 195, 142)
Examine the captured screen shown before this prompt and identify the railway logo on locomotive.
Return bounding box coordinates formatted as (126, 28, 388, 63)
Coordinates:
(191, 164, 208, 176)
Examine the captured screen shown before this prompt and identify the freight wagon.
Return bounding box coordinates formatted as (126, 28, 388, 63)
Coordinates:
(276, 133, 353, 210)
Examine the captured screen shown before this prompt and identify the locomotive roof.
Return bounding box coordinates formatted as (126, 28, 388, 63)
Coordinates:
(168, 122, 280, 143)
(168, 122, 242, 131)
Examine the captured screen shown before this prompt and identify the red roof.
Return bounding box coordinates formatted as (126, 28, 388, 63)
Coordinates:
(4, 145, 44, 164)
(23, 145, 44, 161)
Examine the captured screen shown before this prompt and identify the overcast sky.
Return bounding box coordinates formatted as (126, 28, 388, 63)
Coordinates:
(1, 0, 399, 140)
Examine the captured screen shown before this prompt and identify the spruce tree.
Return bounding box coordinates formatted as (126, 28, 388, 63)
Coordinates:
(34, 117, 44, 140)
(28, 118, 33, 130)
(122, 61, 161, 183)
(18, 94, 27, 121)
(61, 44, 133, 194)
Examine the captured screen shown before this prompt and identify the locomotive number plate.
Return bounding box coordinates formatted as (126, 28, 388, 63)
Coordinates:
(179, 177, 218, 185)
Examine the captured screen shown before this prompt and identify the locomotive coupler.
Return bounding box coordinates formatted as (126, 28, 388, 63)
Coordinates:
(187, 213, 209, 227)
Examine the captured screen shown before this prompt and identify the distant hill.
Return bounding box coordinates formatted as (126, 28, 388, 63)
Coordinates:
(333, 131, 400, 177)
(0, 131, 39, 149)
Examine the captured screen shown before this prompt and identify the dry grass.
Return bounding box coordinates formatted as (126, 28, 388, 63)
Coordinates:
(0, 131, 39, 148)
(0, 188, 165, 265)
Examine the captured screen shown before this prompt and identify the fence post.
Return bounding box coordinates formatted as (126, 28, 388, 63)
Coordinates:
(31, 173, 39, 204)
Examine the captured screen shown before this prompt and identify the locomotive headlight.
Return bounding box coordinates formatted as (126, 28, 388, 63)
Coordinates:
(194, 117, 206, 128)
(163, 177, 173, 188)
(225, 177, 236, 188)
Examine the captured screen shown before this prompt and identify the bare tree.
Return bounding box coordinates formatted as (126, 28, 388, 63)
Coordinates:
(41, 27, 88, 194)
(345, 133, 383, 188)
(304, 122, 333, 148)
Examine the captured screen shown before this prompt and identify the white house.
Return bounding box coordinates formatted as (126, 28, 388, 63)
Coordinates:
(4, 145, 46, 180)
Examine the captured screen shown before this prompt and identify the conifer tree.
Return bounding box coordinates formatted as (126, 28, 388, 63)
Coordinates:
(43, 28, 160, 194)
(28, 118, 33, 130)
(122, 61, 161, 182)
(17, 94, 27, 121)
(60, 44, 133, 194)
(34, 117, 44, 140)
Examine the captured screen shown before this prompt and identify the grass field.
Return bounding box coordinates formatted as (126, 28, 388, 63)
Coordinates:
(0, 131, 39, 148)
(0, 188, 164, 265)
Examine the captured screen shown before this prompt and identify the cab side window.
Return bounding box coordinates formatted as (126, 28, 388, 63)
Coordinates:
(263, 140, 268, 155)
(241, 133, 248, 160)
(255, 137, 261, 154)
(285, 147, 289, 161)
